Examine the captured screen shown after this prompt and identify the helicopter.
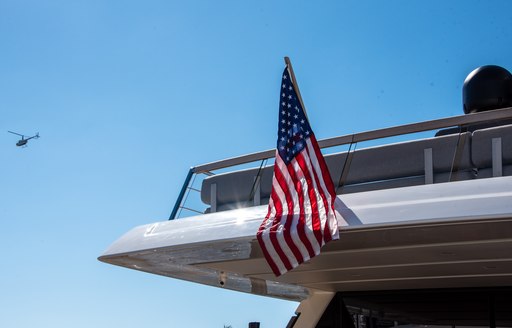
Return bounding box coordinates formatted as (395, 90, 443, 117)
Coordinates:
(8, 131, 40, 147)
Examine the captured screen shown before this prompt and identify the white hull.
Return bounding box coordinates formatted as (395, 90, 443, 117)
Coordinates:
(99, 176, 512, 302)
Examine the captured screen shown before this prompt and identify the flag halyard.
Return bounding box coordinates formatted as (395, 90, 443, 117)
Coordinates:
(257, 66, 340, 277)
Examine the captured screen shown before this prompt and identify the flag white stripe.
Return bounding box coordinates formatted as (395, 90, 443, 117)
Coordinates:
(291, 157, 321, 253)
(303, 145, 332, 242)
(300, 149, 329, 246)
(260, 195, 287, 274)
(270, 175, 299, 269)
(305, 139, 340, 239)
(259, 224, 287, 274)
(274, 159, 311, 261)
(272, 179, 308, 263)
(275, 157, 299, 214)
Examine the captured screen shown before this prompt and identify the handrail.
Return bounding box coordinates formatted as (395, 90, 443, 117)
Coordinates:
(192, 107, 512, 174)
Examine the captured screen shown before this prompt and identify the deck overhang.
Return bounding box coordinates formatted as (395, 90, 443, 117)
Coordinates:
(99, 176, 512, 302)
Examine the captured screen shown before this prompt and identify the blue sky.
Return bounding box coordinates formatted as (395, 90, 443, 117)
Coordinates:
(1, 1, 512, 327)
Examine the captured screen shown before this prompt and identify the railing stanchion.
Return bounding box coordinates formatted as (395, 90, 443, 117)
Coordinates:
(169, 168, 195, 220)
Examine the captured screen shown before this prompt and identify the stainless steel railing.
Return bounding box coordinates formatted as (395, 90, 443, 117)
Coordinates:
(170, 107, 512, 219)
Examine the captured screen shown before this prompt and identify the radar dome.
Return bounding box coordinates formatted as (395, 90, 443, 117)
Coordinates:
(463, 65, 512, 114)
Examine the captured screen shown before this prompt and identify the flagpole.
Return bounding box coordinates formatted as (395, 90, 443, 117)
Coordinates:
(284, 56, 309, 121)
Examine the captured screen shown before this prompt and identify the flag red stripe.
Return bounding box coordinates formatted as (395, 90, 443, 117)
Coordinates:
(303, 142, 331, 245)
(258, 198, 288, 275)
(256, 228, 281, 275)
(271, 172, 305, 264)
(307, 136, 339, 241)
(275, 158, 310, 261)
(304, 147, 331, 245)
(295, 152, 323, 247)
(269, 165, 297, 271)
(310, 135, 336, 196)
(285, 161, 316, 259)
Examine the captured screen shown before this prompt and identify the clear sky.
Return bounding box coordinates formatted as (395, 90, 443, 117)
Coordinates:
(1, 1, 512, 327)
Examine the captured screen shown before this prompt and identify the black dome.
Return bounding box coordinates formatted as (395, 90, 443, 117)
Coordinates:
(463, 65, 512, 114)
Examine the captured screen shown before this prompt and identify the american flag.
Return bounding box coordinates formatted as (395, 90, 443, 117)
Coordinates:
(257, 66, 340, 276)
